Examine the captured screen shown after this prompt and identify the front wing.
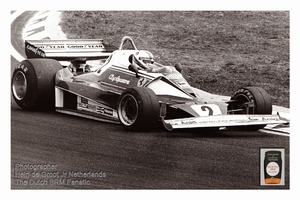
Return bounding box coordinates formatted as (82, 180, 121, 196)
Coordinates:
(162, 113, 289, 131)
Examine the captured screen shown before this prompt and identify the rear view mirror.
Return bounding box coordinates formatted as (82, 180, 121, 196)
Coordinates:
(128, 64, 140, 78)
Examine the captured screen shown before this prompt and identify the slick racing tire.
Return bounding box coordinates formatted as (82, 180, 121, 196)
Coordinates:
(11, 59, 62, 110)
(227, 86, 272, 130)
(117, 87, 160, 131)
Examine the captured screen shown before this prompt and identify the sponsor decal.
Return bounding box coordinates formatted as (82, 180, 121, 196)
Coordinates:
(26, 44, 45, 57)
(77, 97, 118, 118)
(137, 78, 150, 87)
(36, 44, 105, 49)
(262, 116, 281, 121)
(96, 107, 114, 116)
(181, 120, 197, 125)
(234, 88, 255, 103)
(166, 74, 190, 89)
(178, 118, 228, 125)
(248, 116, 281, 122)
(16, 64, 28, 72)
(80, 97, 88, 105)
(108, 74, 130, 85)
(174, 118, 232, 126)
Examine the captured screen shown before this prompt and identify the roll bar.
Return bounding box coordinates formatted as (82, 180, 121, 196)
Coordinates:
(118, 36, 138, 50)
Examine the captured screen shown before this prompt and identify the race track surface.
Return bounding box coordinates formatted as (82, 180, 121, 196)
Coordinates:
(10, 11, 290, 189)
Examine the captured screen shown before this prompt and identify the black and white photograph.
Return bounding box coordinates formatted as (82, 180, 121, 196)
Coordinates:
(5, 0, 299, 199)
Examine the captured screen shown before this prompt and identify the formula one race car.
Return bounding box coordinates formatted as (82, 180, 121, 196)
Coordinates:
(11, 36, 288, 131)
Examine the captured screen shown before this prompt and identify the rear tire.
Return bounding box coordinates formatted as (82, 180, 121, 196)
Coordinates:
(228, 86, 272, 130)
(117, 87, 160, 131)
(11, 59, 62, 110)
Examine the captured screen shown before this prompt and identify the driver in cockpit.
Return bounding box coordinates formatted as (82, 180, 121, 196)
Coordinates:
(129, 50, 195, 95)
(129, 50, 182, 75)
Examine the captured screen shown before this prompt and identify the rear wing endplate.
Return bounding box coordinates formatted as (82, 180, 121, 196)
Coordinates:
(25, 39, 117, 61)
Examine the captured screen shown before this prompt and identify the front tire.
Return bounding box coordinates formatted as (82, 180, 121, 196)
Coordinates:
(11, 59, 62, 110)
(117, 87, 160, 131)
(228, 86, 272, 130)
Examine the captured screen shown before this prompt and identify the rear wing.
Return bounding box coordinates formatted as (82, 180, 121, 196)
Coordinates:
(25, 39, 117, 61)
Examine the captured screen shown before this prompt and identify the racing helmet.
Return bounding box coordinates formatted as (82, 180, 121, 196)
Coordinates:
(132, 50, 154, 68)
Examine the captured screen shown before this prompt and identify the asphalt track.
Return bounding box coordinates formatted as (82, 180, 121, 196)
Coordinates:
(11, 11, 290, 189)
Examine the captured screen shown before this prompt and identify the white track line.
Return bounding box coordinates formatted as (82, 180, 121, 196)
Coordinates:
(11, 11, 26, 62)
(22, 11, 49, 40)
(11, 11, 67, 63)
(25, 31, 49, 40)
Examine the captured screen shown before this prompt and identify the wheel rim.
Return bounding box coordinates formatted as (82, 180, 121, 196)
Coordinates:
(231, 94, 252, 114)
(118, 94, 138, 126)
(12, 71, 27, 100)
